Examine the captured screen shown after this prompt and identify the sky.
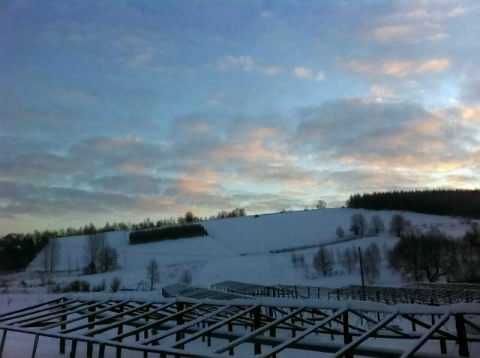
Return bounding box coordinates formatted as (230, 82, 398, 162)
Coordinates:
(1, 0, 479, 235)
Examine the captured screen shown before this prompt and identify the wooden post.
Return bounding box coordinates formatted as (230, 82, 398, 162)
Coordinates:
(69, 340, 77, 358)
(455, 313, 469, 357)
(116, 304, 124, 358)
(60, 298, 67, 354)
(31, 334, 40, 358)
(0, 329, 7, 357)
(176, 302, 185, 345)
(98, 344, 105, 358)
(254, 306, 261, 355)
(228, 323, 234, 356)
(87, 305, 95, 358)
(440, 338, 447, 354)
(343, 311, 353, 358)
(144, 306, 149, 339)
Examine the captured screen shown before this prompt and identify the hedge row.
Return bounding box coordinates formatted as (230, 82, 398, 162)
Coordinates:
(129, 224, 208, 244)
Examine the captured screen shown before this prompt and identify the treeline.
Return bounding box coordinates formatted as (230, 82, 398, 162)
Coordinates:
(129, 224, 208, 244)
(0, 232, 50, 271)
(347, 189, 480, 218)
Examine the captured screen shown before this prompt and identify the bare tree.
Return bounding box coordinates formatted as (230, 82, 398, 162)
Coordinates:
(291, 252, 305, 270)
(99, 244, 118, 272)
(389, 214, 409, 237)
(369, 215, 385, 235)
(42, 238, 61, 273)
(350, 213, 367, 236)
(146, 259, 160, 291)
(341, 247, 358, 274)
(313, 247, 333, 276)
(316, 200, 327, 210)
(83, 232, 106, 274)
(363, 243, 381, 284)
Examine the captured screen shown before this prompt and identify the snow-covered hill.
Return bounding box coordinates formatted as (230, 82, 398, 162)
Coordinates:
(18, 208, 472, 293)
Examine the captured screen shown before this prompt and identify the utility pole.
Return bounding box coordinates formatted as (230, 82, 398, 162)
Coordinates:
(358, 247, 366, 301)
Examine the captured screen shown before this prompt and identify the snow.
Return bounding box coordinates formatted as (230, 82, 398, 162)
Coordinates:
(1, 208, 478, 357)
(3, 208, 474, 295)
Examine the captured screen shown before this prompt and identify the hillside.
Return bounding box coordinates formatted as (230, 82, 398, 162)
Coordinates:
(16, 208, 473, 293)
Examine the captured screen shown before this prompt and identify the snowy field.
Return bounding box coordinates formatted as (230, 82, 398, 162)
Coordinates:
(0, 209, 478, 357)
(2, 208, 475, 296)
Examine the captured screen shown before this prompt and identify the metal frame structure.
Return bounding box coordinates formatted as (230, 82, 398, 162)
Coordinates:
(212, 281, 480, 306)
(163, 283, 250, 300)
(1, 296, 479, 357)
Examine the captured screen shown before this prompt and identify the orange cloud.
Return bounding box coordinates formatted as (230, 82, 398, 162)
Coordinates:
(411, 119, 442, 135)
(382, 61, 413, 76)
(249, 127, 276, 138)
(95, 136, 141, 149)
(345, 58, 450, 77)
(179, 176, 218, 196)
(211, 140, 286, 163)
(136, 196, 174, 212)
(118, 161, 150, 174)
(417, 59, 450, 73)
(461, 107, 480, 122)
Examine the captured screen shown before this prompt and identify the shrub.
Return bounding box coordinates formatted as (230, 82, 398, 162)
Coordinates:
(111, 277, 121, 292)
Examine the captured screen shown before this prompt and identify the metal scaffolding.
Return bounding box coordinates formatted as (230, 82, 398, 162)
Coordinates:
(1, 296, 479, 357)
(211, 281, 480, 306)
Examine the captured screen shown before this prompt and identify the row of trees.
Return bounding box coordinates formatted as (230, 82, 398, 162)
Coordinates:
(0, 233, 49, 271)
(336, 213, 411, 240)
(347, 189, 480, 218)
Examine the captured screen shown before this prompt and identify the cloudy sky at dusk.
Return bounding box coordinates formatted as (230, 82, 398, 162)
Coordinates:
(1, 1, 479, 235)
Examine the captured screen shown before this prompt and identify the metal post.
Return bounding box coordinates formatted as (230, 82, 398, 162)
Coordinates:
(358, 247, 366, 300)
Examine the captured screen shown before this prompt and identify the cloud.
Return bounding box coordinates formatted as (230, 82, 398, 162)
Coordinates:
(296, 99, 480, 178)
(448, 6, 466, 17)
(461, 106, 480, 122)
(417, 59, 451, 73)
(382, 61, 413, 76)
(372, 25, 414, 41)
(249, 127, 276, 138)
(293, 67, 312, 78)
(345, 58, 450, 77)
(217, 56, 324, 81)
(370, 85, 395, 100)
(217, 55, 256, 71)
(460, 79, 480, 105)
(293, 67, 325, 81)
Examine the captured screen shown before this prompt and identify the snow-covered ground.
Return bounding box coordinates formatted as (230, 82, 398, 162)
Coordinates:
(0, 208, 478, 357)
(2, 208, 474, 296)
